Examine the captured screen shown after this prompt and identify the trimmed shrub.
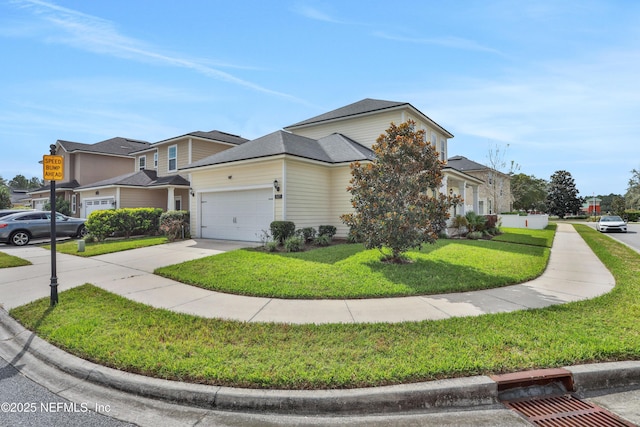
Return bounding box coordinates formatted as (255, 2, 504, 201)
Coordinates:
(270, 221, 296, 244)
(484, 214, 498, 229)
(625, 210, 640, 222)
(284, 235, 304, 252)
(265, 241, 279, 252)
(318, 225, 337, 238)
(297, 227, 316, 242)
(314, 234, 331, 246)
(467, 231, 483, 240)
(160, 210, 190, 242)
(85, 208, 163, 241)
(465, 211, 487, 233)
(86, 209, 118, 241)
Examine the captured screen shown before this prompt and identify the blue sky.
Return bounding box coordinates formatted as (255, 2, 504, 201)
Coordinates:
(1, 0, 639, 197)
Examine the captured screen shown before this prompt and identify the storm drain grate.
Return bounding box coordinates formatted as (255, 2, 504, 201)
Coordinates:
(504, 394, 637, 426)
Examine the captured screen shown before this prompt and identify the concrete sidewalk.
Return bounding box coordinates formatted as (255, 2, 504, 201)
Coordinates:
(0, 223, 615, 324)
(1, 223, 639, 425)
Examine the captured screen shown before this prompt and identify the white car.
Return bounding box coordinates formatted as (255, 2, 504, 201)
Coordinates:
(596, 215, 628, 233)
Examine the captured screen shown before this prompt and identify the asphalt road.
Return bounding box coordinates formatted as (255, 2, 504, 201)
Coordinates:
(584, 221, 640, 253)
(0, 354, 134, 427)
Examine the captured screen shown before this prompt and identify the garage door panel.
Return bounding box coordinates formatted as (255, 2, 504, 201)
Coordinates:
(201, 189, 273, 241)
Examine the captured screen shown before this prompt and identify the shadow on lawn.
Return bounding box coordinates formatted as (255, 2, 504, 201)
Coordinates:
(364, 258, 524, 294)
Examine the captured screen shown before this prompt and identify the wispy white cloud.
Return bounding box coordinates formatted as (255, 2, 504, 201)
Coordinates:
(374, 31, 504, 55)
(293, 4, 343, 23)
(7, 0, 308, 104)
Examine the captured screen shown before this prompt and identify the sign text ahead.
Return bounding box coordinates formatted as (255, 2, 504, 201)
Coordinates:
(43, 155, 64, 181)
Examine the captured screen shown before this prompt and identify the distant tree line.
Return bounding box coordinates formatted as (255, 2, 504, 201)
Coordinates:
(510, 167, 640, 218)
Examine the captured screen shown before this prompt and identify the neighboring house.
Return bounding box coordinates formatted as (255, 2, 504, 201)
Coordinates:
(29, 137, 150, 217)
(581, 197, 601, 216)
(9, 188, 31, 207)
(75, 130, 247, 217)
(446, 155, 513, 215)
(183, 98, 483, 241)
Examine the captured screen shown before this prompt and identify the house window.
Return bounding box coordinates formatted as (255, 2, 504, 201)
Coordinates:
(168, 145, 177, 172)
(139, 155, 146, 170)
(71, 194, 76, 214)
(440, 138, 446, 162)
(154, 152, 158, 169)
(174, 196, 182, 211)
(430, 131, 437, 146)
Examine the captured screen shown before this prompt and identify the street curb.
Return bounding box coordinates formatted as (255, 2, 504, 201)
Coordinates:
(2, 308, 639, 415)
(1, 308, 499, 414)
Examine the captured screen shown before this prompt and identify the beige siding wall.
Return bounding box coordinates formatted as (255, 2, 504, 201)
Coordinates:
(134, 152, 155, 171)
(290, 111, 403, 149)
(119, 188, 166, 210)
(189, 159, 283, 237)
(72, 153, 134, 184)
(191, 140, 231, 163)
(157, 143, 184, 176)
(329, 165, 355, 237)
(290, 109, 450, 164)
(284, 160, 332, 229)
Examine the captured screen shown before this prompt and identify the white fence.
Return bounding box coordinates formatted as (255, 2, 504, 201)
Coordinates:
(498, 214, 549, 230)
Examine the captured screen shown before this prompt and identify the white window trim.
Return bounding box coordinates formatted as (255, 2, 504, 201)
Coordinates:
(154, 152, 158, 169)
(174, 196, 182, 211)
(168, 145, 177, 172)
(71, 194, 77, 214)
(139, 155, 147, 170)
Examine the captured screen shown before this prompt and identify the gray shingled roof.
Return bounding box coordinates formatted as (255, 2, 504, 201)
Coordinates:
(186, 130, 248, 145)
(75, 170, 189, 190)
(30, 179, 80, 194)
(128, 130, 249, 155)
(182, 131, 374, 170)
(58, 137, 150, 156)
(446, 155, 487, 172)
(285, 98, 408, 128)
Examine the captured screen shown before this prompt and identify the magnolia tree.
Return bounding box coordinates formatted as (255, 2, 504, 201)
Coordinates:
(341, 120, 460, 263)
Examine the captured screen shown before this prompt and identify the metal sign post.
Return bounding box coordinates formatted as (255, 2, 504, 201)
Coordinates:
(43, 144, 64, 306)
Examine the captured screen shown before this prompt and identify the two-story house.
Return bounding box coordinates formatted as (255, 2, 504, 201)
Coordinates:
(182, 99, 483, 241)
(29, 137, 151, 216)
(73, 130, 248, 217)
(447, 155, 513, 215)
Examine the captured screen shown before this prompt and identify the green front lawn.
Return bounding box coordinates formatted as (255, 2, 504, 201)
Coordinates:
(47, 236, 169, 257)
(491, 225, 556, 247)
(9, 225, 640, 390)
(155, 238, 550, 298)
(0, 251, 31, 268)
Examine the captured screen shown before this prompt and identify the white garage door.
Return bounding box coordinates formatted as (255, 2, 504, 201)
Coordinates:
(201, 188, 273, 241)
(83, 198, 114, 218)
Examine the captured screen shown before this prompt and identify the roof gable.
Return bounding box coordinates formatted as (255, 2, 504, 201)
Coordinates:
(284, 98, 454, 138)
(75, 170, 189, 190)
(183, 131, 374, 170)
(58, 137, 150, 156)
(447, 155, 488, 172)
(285, 98, 408, 128)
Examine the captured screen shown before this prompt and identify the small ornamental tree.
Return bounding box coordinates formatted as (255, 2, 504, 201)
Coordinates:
(341, 120, 461, 263)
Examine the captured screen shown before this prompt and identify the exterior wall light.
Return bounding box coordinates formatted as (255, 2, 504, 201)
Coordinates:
(273, 179, 280, 192)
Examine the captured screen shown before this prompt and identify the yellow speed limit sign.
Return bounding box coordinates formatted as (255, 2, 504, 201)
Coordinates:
(43, 155, 64, 181)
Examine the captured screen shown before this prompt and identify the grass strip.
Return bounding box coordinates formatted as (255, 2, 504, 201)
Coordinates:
(0, 251, 31, 268)
(9, 224, 639, 390)
(47, 236, 168, 257)
(155, 239, 549, 298)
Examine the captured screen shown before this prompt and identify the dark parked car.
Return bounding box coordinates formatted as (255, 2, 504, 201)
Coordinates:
(0, 209, 34, 218)
(0, 211, 87, 246)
